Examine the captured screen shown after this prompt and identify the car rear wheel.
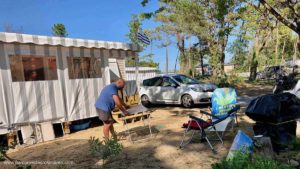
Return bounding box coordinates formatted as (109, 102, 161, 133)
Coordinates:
(181, 94, 193, 108)
(141, 95, 151, 107)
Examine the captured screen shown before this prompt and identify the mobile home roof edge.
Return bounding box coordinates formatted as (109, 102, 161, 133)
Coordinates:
(0, 32, 142, 52)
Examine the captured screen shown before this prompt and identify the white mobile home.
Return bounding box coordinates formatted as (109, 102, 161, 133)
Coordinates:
(0, 32, 140, 135)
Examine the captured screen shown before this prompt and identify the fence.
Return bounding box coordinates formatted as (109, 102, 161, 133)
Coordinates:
(125, 67, 158, 83)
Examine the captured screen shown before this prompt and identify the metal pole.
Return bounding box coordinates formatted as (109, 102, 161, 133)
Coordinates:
(166, 33, 168, 74)
(151, 39, 153, 57)
(135, 53, 140, 91)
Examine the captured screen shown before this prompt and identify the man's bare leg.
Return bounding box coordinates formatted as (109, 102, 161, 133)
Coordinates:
(103, 123, 111, 140)
(110, 124, 117, 140)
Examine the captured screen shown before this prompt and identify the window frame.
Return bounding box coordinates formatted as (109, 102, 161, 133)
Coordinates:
(9, 55, 58, 82)
(67, 56, 102, 79)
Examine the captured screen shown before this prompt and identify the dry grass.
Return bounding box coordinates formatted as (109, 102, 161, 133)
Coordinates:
(2, 86, 296, 169)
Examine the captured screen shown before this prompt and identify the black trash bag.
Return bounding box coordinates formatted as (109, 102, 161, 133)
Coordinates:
(253, 122, 296, 152)
(246, 93, 300, 123)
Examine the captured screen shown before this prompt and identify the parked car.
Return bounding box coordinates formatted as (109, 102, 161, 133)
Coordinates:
(257, 66, 285, 80)
(139, 74, 217, 108)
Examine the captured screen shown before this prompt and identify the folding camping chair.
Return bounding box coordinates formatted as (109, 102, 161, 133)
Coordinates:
(180, 88, 240, 152)
(180, 105, 240, 152)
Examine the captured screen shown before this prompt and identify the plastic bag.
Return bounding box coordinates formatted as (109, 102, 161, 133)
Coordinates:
(245, 93, 300, 123)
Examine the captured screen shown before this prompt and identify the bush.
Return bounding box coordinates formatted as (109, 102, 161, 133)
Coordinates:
(0, 145, 7, 161)
(88, 137, 123, 160)
(212, 151, 294, 169)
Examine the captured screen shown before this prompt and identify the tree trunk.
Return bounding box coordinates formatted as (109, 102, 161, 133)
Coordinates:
(275, 27, 279, 65)
(293, 36, 298, 64)
(188, 36, 192, 73)
(249, 35, 260, 81)
(220, 23, 226, 75)
(249, 51, 258, 81)
(177, 33, 187, 74)
(200, 54, 204, 76)
(298, 33, 300, 59)
(281, 39, 286, 65)
(220, 51, 225, 75)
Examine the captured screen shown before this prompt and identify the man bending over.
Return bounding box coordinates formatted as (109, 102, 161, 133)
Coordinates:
(95, 79, 130, 140)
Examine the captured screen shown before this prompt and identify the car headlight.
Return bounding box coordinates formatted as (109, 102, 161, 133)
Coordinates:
(191, 87, 203, 92)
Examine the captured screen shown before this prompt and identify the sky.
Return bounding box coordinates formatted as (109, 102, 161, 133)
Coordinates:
(0, 0, 232, 71)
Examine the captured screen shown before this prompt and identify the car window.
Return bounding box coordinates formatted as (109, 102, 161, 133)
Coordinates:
(172, 75, 199, 84)
(143, 77, 162, 86)
(162, 77, 177, 87)
(154, 78, 163, 86)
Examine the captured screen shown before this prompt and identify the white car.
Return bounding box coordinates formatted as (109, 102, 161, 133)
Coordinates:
(139, 74, 217, 108)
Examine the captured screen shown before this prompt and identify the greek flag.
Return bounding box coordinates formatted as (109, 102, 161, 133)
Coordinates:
(137, 29, 151, 45)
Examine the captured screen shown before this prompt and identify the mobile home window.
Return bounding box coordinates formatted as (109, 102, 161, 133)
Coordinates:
(67, 57, 102, 79)
(9, 55, 58, 82)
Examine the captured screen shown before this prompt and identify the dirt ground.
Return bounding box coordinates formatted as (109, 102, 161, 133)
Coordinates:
(2, 85, 296, 169)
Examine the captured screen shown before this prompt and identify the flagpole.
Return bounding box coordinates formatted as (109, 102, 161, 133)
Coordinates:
(135, 30, 139, 93)
(136, 28, 150, 89)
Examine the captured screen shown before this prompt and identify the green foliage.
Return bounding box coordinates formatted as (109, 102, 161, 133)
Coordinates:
(56, 164, 68, 169)
(293, 138, 300, 151)
(258, 0, 300, 36)
(139, 61, 159, 67)
(134, 0, 300, 76)
(127, 15, 159, 68)
(89, 136, 102, 156)
(141, 0, 149, 7)
(0, 140, 17, 161)
(52, 24, 68, 37)
(102, 139, 123, 160)
(88, 136, 123, 160)
(0, 145, 7, 161)
(126, 53, 159, 67)
(228, 37, 248, 71)
(0, 142, 31, 169)
(17, 165, 32, 169)
(212, 151, 294, 169)
(127, 15, 142, 45)
(210, 75, 244, 87)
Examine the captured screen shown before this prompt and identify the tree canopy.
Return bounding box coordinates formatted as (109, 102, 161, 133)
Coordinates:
(52, 23, 68, 37)
(128, 0, 300, 79)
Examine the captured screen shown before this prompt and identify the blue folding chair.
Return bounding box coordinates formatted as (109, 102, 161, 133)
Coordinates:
(180, 88, 240, 152)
